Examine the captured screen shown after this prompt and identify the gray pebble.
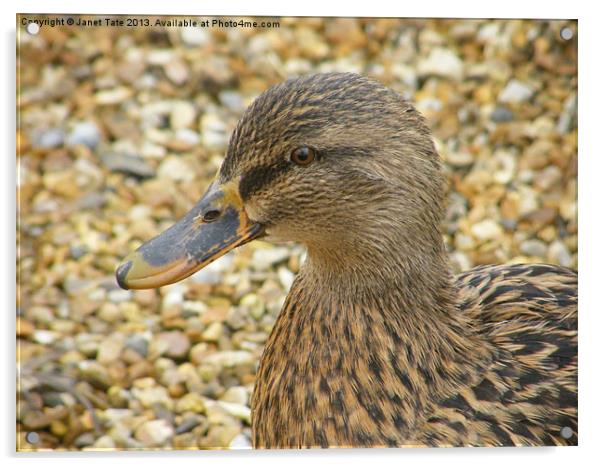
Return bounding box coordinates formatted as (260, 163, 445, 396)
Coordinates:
(35, 128, 65, 148)
(520, 239, 547, 257)
(100, 152, 156, 178)
(490, 106, 514, 123)
(499, 79, 534, 103)
(66, 121, 102, 149)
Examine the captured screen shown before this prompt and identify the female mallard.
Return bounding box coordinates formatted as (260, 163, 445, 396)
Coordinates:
(116, 73, 577, 448)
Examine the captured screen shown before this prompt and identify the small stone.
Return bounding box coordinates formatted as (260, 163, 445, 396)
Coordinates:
(201, 425, 241, 448)
(215, 401, 251, 424)
(42, 170, 79, 198)
(493, 151, 517, 185)
(252, 247, 290, 271)
(417, 47, 464, 80)
(32, 330, 59, 344)
(132, 379, 173, 409)
(229, 433, 252, 449)
(498, 79, 534, 103)
(90, 435, 116, 449)
(100, 152, 155, 178)
(65, 121, 102, 149)
(277, 266, 295, 290)
(75, 192, 106, 210)
(534, 166, 562, 191)
(449, 251, 472, 272)
(35, 128, 65, 148)
(108, 289, 133, 303)
(220, 386, 248, 406)
(125, 334, 149, 357)
(548, 240, 572, 268)
(203, 351, 254, 368)
(97, 335, 125, 364)
(455, 233, 475, 251)
(490, 106, 514, 123)
(95, 87, 133, 105)
(170, 101, 196, 129)
(69, 244, 89, 260)
(74, 432, 96, 448)
(135, 419, 174, 447)
(78, 360, 112, 389)
(239, 293, 265, 320)
(520, 239, 548, 258)
(157, 331, 190, 359)
(172, 128, 200, 150)
(218, 91, 246, 112)
(557, 94, 576, 134)
(157, 156, 195, 182)
(200, 113, 229, 150)
(165, 59, 190, 86)
(471, 219, 503, 241)
(202, 322, 224, 342)
(445, 151, 474, 167)
(181, 27, 209, 46)
(175, 393, 206, 414)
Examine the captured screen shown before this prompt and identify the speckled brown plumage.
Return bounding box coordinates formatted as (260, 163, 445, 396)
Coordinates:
(119, 72, 577, 448)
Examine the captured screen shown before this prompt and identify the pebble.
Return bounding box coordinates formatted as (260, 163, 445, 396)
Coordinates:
(445, 151, 474, 167)
(548, 240, 573, 268)
(157, 331, 190, 359)
(220, 386, 249, 406)
(202, 322, 224, 342)
(170, 101, 197, 129)
(252, 247, 290, 271)
(35, 128, 65, 148)
(215, 401, 251, 424)
(490, 106, 514, 123)
(100, 152, 155, 178)
(218, 91, 246, 113)
(95, 87, 133, 105)
(157, 156, 195, 182)
(65, 121, 102, 149)
(164, 60, 189, 86)
(181, 27, 209, 46)
(131, 379, 173, 409)
(498, 79, 534, 103)
(471, 219, 503, 241)
(97, 335, 125, 364)
(135, 420, 174, 447)
(200, 113, 229, 150)
(417, 47, 464, 80)
(203, 351, 254, 368)
(520, 239, 548, 258)
(534, 166, 562, 191)
(175, 393, 206, 414)
(229, 433, 252, 449)
(108, 289, 133, 303)
(32, 330, 60, 345)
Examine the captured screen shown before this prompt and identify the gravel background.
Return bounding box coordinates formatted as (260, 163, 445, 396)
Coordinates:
(17, 16, 577, 450)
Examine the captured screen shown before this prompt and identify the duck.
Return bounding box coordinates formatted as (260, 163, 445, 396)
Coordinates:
(115, 72, 577, 448)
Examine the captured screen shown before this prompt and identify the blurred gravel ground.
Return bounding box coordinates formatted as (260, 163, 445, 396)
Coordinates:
(16, 16, 577, 450)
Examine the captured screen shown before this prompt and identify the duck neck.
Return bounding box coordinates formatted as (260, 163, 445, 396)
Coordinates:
(253, 240, 493, 447)
(299, 244, 492, 384)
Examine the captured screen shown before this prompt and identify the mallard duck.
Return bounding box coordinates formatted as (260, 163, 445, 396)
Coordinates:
(116, 73, 577, 448)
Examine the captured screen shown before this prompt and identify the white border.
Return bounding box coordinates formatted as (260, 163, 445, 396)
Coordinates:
(4, 1, 600, 465)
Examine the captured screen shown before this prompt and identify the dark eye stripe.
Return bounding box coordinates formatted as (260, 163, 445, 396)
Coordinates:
(239, 158, 292, 201)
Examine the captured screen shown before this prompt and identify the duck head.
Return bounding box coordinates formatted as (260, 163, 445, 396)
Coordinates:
(116, 72, 446, 290)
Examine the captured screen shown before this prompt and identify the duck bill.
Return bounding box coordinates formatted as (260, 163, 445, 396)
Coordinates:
(115, 180, 263, 290)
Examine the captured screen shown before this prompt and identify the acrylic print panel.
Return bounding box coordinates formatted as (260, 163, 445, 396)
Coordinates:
(16, 14, 577, 451)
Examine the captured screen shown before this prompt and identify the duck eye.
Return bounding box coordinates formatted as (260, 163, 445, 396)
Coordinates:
(290, 146, 316, 166)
